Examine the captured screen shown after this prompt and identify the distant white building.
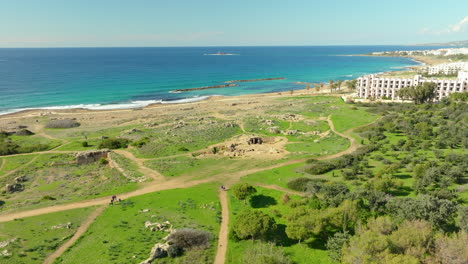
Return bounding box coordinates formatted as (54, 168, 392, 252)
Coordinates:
(372, 47, 468, 57)
(427, 62, 468, 75)
(357, 71, 468, 101)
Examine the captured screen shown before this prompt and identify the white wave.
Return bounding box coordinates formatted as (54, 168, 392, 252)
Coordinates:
(0, 96, 215, 116)
(161, 96, 210, 104)
(344, 74, 353, 77)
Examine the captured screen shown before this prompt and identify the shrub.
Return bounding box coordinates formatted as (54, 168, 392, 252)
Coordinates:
(167, 228, 212, 250)
(45, 119, 80, 129)
(98, 138, 130, 149)
(15, 129, 34, 136)
(326, 232, 351, 262)
(131, 137, 149, 147)
(241, 242, 291, 264)
(167, 245, 183, 258)
(281, 194, 290, 204)
(41, 195, 56, 201)
(81, 141, 89, 147)
(287, 177, 314, 191)
(99, 157, 108, 165)
(304, 160, 335, 175)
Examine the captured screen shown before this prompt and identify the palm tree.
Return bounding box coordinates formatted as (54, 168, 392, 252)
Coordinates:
(329, 80, 334, 93)
(315, 83, 321, 93)
(337, 80, 343, 91)
(346, 79, 358, 91)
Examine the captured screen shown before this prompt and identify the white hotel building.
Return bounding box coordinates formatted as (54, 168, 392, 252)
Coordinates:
(427, 62, 468, 75)
(357, 71, 468, 101)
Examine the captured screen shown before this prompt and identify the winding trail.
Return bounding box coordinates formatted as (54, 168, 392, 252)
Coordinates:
(2, 150, 75, 158)
(2, 156, 39, 178)
(113, 149, 165, 181)
(0, 114, 374, 222)
(43, 205, 106, 264)
(214, 190, 229, 264)
(0, 114, 383, 264)
(0, 159, 5, 172)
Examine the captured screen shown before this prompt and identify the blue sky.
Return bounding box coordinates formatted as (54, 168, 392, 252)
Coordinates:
(1, 0, 467, 47)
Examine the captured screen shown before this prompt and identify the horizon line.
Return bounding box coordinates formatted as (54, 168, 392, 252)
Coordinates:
(0, 44, 459, 49)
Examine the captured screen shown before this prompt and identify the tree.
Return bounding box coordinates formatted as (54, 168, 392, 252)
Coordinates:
(326, 232, 351, 262)
(389, 220, 433, 260)
(457, 206, 468, 232)
(397, 82, 437, 104)
(337, 80, 343, 91)
(285, 218, 312, 243)
(386, 195, 457, 230)
(233, 210, 276, 240)
(315, 83, 321, 93)
(329, 79, 334, 93)
(346, 79, 358, 91)
(231, 183, 257, 204)
(432, 231, 468, 264)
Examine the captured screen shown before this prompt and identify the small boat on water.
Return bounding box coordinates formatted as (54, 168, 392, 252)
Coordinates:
(204, 51, 239, 56)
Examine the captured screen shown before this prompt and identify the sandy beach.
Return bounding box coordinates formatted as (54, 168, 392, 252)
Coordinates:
(0, 86, 346, 130)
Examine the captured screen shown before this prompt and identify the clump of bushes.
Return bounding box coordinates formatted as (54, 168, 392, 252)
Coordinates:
(45, 119, 80, 129)
(242, 242, 291, 264)
(98, 138, 130, 149)
(287, 177, 315, 191)
(167, 228, 212, 250)
(15, 129, 34, 136)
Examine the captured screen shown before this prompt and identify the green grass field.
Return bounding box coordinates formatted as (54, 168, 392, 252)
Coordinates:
(0, 154, 138, 213)
(57, 183, 221, 264)
(0, 207, 95, 264)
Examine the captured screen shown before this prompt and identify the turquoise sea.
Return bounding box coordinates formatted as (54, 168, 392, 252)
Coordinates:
(0, 46, 447, 114)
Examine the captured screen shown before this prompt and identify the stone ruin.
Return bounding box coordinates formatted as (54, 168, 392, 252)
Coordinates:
(74, 149, 110, 165)
(144, 220, 173, 233)
(51, 222, 72, 229)
(4, 176, 28, 193)
(0, 238, 15, 257)
(139, 221, 176, 264)
(139, 243, 171, 264)
(248, 137, 263, 145)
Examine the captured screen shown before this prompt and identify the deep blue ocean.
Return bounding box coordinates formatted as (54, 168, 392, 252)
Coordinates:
(0, 46, 447, 114)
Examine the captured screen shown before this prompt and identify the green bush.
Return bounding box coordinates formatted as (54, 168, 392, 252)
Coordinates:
(45, 119, 80, 129)
(98, 138, 130, 149)
(287, 177, 314, 191)
(167, 228, 212, 250)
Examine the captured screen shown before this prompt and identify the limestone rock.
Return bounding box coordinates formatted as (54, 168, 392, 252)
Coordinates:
(5, 183, 24, 193)
(75, 149, 110, 165)
(139, 243, 170, 264)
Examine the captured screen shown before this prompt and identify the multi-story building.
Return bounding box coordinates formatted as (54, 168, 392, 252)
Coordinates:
(427, 62, 468, 75)
(357, 71, 468, 101)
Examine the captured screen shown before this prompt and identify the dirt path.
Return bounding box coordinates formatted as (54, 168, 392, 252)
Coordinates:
(43, 205, 106, 264)
(112, 149, 165, 181)
(0, 175, 213, 222)
(214, 190, 229, 264)
(2, 150, 75, 158)
(2, 156, 39, 178)
(0, 117, 376, 225)
(0, 159, 5, 172)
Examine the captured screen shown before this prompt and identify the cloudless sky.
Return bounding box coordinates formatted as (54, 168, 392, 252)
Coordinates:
(1, 0, 467, 47)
